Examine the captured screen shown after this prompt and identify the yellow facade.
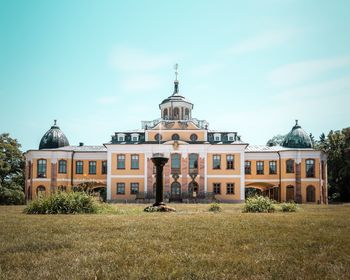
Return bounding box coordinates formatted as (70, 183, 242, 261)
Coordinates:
(24, 77, 327, 204)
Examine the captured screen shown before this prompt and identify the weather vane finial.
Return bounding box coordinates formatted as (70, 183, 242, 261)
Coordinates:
(54, 119, 57, 126)
(174, 63, 178, 81)
(295, 119, 298, 126)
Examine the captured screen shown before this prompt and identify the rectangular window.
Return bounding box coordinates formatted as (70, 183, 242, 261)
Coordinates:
(256, 161, 264, 175)
(132, 136, 138, 142)
(226, 183, 235, 194)
(226, 154, 234, 169)
(131, 183, 139, 194)
(117, 183, 125, 194)
(213, 155, 221, 169)
(131, 154, 139, 169)
(76, 161, 83, 174)
(189, 154, 198, 174)
(171, 154, 181, 174)
(286, 159, 295, 173)
(306, 159, 315, 177)
(269, 161, 277, 174)
(89, 161, 96, 174)
(102, 161, 107, 174)
(37, 159, 47, 178)
(213, 183, 221, 194)
(245, 161, 251, 174)
(117, 154, 125, 169)
(58, 160, 67, 174)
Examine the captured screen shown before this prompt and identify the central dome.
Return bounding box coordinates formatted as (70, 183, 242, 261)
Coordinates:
(39, 120, 70, 150)
(282, 120, 312, 148)
(159, 65, 193, 120)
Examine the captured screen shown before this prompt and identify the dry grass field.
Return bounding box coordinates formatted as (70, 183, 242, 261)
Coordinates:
(0, 203, 350, 280)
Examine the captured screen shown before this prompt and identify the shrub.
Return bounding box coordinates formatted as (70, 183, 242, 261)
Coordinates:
(24, 192, 98, 214)
(208, 202, 222, 212)
(0, 183, 25, 205)
(280, 202, 298, 212)
(243, 195, 275, 213)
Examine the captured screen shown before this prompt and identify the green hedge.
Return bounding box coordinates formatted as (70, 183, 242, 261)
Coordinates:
(24, 192, 98, 214)
(208, 202, 222, 212)
(243, 195, 275, 213)
(280, 202, 298, 212)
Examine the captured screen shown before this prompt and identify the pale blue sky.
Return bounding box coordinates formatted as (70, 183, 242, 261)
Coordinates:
(1, 0, 349, 151)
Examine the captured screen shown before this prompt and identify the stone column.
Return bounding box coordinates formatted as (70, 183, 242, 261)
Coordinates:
(147, 158, 153, 193)
(181, 156, 188, 193)
(164, 162, 170, 195)
(51, 162, 57, 194)
(295, 162, 302, 203)
(199, 157, 205, 194)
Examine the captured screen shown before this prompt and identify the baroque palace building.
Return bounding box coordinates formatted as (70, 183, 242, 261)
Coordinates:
(24, 71, 328, 204)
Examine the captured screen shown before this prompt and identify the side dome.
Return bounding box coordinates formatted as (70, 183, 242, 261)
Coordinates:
(282, 120, 312, 148)
(39, 120, 70, 149)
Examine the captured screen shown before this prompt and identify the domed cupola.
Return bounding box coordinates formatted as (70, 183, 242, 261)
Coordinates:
(39, 120, 70, 149)
(282, 120, 312, 148)
(159, 64, 193, 120)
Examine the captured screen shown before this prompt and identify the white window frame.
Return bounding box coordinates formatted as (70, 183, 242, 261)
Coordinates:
(214, 133, 221, 141)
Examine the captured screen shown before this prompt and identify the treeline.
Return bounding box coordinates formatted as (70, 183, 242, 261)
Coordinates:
(315, 128, 350, 202)
(0, 133, 25, 204)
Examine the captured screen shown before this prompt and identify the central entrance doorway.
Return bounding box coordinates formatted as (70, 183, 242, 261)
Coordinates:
(170, 182, 182, 202)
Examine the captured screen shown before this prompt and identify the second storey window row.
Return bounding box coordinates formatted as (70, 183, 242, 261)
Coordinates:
(116, 154, 140, 170)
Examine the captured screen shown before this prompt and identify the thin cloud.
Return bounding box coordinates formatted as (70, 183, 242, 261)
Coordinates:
(279, 75, 350, 99)
(268, 56, 350, 87)
(226, 28, 299, 55)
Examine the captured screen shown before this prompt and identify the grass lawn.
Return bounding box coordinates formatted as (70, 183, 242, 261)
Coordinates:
(0, 203, 350, 280)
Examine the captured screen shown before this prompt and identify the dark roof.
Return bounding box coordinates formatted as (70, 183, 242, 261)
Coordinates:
(160, 93, 193, 106)
(160, 80, 193, 107)
(39, 121, 69, 150)
(282, 120, 312, 148)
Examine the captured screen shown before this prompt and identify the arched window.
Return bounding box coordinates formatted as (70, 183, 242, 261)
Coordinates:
(171, 154, 181, 174)
(58, 160, 67, 174)
(188, 181, 199, 194)
(172, 134, 180, 141)
(190, 134, 198, 142)
(173, 107, 180, 120)
(286, 159, 294, 173)
(306, 159, 315, 177)
(154, 133, 162, 142)
(306, 185, 316, 202)
(163, 108, 168, 119)
(189, 153, 198, 173)
(37, 159, 47, 178)
(286, 185, 294, 201)
(171, 182, 181, 196)
(185, 108, 190, 120)
(36, 185, 46, 197)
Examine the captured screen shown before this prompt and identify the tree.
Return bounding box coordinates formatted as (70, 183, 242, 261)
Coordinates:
(266, 134, 286, 146)
(317, 128, 350, 202)
(0, 133, 25, 205)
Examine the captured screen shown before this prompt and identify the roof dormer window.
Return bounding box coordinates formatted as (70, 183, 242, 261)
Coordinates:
(117, 133, 125, 142)
(131, 133, 139, 142)
(227, 133, 235, 141)
(214, 133, 221, 142)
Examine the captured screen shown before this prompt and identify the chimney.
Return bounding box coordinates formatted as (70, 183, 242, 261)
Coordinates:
(79, 142, 84, 146)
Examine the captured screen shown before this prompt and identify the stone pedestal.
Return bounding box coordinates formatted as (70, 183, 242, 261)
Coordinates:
(151, 156, 169, 206)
